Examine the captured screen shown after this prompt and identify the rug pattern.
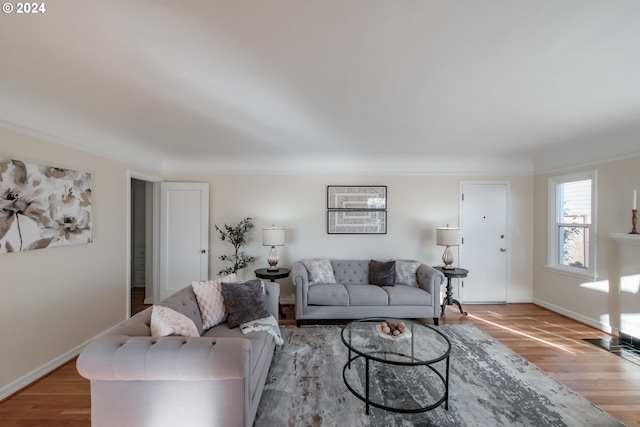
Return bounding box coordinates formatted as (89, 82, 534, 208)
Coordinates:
(254, 324, 624, 427)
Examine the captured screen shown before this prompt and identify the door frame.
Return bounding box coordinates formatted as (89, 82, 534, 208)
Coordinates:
(458, 180, 511, 303)
(126, 171, 163, 317)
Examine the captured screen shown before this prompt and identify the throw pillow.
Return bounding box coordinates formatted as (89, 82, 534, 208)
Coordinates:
(395, 260, 421, 286)
(368, 260, 396, 286)
(192, 273, 237, 329)
(150, 305, 200, 338)
(302, 259, 337, 284)
(221, 279, 270, 328)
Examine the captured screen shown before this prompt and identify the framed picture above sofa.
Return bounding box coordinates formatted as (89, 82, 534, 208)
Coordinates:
(327, 186, 387, 234)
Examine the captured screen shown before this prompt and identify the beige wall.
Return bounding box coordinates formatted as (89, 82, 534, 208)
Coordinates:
(533, 156, 640, 333)
(0, 125, 535, 396)
(0, 128, 140, 396)
(166, 173, 534, 304)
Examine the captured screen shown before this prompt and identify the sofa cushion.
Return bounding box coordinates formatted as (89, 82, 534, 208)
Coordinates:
(150, 306, 200, 338)
(345, 284, 389, 306)
(395, 260, 421, 286)
(192, 273, 237, 329)
(303, 259, 337, 284)
(221, 279, 269, 328)
(368, 260, 396, 286)
(307, 283, 349, 306)
(385, 284, 432, 305)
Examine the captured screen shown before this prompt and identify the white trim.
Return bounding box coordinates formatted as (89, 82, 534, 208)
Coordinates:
(0, 119, 165, 173)
(609, 233, 640, 246)
(280, 293, 296, 305)
(509, 296, 534, 303)
(547, 170, 597, 279)
(534, 298, 617, 335)
(534, 151, 640, 175)
(0, 338, 91, 401)
(126, 171, 164, 316)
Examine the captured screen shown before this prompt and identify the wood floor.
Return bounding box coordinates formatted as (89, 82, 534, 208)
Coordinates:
(1, 295, 639, 426)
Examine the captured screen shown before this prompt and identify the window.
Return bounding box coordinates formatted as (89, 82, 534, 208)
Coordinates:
(547, 171, 596, 278)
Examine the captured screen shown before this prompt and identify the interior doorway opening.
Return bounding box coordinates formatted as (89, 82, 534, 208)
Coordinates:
(128, 172, 161, 317)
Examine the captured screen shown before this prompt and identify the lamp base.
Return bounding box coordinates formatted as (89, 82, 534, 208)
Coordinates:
(442, 265, 455, 270)
(441, 246, 455, 269)
(267, 246, 280, 271)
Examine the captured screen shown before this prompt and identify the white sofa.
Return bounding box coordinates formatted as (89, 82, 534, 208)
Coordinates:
(76, 282, 279, 427)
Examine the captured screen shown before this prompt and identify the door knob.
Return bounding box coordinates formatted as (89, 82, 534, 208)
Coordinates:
(500, 248, 506, 252)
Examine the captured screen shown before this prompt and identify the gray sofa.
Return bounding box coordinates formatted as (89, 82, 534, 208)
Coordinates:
(292, 259, 445, 326)
(76, 281, 280, 427)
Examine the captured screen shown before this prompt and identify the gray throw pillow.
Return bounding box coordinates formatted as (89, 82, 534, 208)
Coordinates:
(395, 260, 421, 286)
(368, 260, 396, 286)
(221, 279, 269, 328)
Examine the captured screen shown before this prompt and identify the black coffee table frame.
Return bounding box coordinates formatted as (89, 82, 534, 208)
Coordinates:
(341, 318, 450, 415)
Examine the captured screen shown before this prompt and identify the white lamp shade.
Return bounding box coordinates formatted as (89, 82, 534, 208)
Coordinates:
(262, 227, 285, 246)
(436, 227, 461, 246)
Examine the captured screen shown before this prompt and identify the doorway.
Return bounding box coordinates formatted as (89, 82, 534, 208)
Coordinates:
(128, 173, 162, 316)
(459, 182, 509, 303)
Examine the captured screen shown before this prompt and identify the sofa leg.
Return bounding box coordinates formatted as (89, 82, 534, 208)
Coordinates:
(296, 320, 301, 327)
(433, 317, 439, 326)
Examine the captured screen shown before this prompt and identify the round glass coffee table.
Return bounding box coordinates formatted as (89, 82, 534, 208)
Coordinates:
(341, 318, 451, 415)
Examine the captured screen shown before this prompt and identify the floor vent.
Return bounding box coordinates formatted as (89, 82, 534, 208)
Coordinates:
(583, 337, 640, 366)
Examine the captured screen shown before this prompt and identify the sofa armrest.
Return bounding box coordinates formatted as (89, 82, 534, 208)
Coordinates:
(77, 335, 251, 381)
(291, 262, 309, 318)
(416, 264, 445, 308)
(264, 280, 280, 319)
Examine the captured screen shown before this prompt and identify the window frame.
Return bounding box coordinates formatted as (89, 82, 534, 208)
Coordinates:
(547, 170, 597, 279)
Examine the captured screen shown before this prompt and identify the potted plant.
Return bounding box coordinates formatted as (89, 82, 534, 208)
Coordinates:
(215, 217, 257, 276)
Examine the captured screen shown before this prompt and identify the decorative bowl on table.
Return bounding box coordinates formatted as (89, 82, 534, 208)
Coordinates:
(375, 321, 412, 341)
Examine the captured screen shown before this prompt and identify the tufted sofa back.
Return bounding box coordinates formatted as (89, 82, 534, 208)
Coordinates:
(330, 259, 370, 284)
(99, 286, 205, 339)
(159, 286, 205, 335)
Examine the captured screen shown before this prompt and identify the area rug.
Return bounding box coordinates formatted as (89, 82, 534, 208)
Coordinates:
(254, 324, 625, 427)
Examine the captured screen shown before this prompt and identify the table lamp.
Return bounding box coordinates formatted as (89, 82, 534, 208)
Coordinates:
(436, 227, 461, 269)
(262, 226, 285, 270)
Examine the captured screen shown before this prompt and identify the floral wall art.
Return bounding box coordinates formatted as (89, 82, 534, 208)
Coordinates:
(0, 158, 92, 253)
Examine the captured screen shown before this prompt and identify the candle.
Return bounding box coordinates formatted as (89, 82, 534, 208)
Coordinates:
(634, 189, 637, 210)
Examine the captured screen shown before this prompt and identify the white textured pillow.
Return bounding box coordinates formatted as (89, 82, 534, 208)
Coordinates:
(150, 306, 199, 338)
(395, 260, 421, 286)
(192, 273, 237, 329)
(302, 259, 337, 284)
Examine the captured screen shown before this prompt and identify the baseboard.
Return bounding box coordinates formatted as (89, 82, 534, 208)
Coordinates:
(508, 296, 534, 303)
(0, 337, 93, 401)
(280, 293, 295, 305)
(533, 298, 617, 335)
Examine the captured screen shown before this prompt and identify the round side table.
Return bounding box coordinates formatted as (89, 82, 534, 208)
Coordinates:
(434, 266, 469, 316)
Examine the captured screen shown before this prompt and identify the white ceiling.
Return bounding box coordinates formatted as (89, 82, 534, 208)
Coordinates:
(1, 0, 640, 174)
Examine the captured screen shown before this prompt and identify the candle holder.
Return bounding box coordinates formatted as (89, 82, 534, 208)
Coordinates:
(630, 209, 639, 235)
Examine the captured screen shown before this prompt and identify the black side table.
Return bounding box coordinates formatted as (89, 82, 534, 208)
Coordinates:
(434, 266, 469, 317)
(254, 268, 291, 319)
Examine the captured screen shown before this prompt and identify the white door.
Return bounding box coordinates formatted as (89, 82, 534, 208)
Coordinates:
(159, 182, 209, 300)
(460, 183, 508, 303)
